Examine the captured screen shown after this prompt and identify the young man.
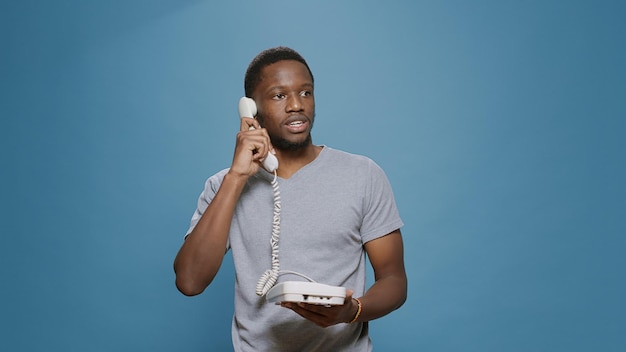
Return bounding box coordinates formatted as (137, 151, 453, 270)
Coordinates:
(174, 47, 407, 351)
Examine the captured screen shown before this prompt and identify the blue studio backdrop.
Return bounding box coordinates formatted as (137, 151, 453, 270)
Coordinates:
(2, 1, 625, 351)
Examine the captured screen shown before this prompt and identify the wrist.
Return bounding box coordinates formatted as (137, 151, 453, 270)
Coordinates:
(348, 298, 362, 324)
(224, 170, 250, 185)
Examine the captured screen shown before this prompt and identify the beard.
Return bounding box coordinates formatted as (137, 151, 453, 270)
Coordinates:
(257, 113, 315, 152)
(270, 132, 312, 151)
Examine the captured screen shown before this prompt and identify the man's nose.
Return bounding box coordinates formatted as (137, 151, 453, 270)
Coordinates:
(286, 94, 303, 112)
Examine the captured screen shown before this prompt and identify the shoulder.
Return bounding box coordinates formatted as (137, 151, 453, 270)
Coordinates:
(208, 168, 230, 182)
(322, 146, 378, 168)
(202, 168, 230, 192)
(321, 147, 387, 179)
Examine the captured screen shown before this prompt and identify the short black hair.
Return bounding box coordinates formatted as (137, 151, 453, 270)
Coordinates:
(244, 46, 314, 97)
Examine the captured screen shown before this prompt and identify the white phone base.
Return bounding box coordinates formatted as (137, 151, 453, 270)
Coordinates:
(266, 281, 347, 306)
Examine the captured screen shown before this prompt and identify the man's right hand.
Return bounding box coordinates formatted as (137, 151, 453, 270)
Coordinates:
(229, 117, 275, 177)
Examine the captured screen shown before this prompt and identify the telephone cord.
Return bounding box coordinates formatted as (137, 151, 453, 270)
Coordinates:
(255, 171, 316, 296)
(255, 171, 282, 296)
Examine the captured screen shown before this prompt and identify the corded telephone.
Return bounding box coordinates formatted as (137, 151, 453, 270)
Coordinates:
(237, 97, 346, 306)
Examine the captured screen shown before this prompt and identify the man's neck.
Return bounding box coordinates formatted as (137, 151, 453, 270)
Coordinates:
(274, 144, 322, 179)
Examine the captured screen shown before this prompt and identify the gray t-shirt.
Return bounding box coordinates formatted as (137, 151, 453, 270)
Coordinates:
(186, 146, 403, 351)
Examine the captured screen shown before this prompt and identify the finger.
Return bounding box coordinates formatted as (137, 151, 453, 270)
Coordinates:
(250, 139, 269, 161)
(283, 303, 331, 327)
(248, 133, 274, 162)
(240, 117, 260, 132)
(344, 289, 354, 304)
(230, 132, 268, 175)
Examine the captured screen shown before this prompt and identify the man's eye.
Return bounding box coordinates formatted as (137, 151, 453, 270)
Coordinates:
(300, 91, 312, 97)
(273, 94, 285, 100)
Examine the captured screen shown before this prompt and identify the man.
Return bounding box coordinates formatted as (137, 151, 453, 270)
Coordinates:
(174, 46, 407, 351)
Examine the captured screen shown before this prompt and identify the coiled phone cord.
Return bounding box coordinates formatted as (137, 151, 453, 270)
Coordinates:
(255, 171, 282, 296)
(255, 171, 315, 296)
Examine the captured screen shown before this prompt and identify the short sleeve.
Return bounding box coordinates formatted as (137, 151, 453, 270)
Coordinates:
(184, 169, 229, 238)
(360, 160, 404, 243)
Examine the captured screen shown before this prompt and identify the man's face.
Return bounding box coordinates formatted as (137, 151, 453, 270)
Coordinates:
(252, 60, 315, 151)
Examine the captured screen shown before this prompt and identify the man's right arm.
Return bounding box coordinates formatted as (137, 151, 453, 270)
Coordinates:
(173, 116, 273, 296)
(173, 172, 248, 296)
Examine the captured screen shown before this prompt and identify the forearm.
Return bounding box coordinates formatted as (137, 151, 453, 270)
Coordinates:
(354, 273, 407, 322)
(174, 172, 247, 296)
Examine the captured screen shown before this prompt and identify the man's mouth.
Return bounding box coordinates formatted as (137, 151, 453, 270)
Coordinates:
(285, 116, 308, 133)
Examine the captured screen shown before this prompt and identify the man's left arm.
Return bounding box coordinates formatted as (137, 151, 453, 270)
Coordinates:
(353, 229, 407, 322)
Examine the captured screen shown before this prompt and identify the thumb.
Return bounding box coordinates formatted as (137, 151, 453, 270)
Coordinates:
(344, 289, 354, 304)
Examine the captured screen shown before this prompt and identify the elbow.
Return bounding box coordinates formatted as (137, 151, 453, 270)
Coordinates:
(173, 257, 212, 296)
(175, 275, 208, 297)
(174, 266, 212, 296)
(397, 290, 407, 310)
(391, 276, 408, 311)
(397, 278, 408, 309)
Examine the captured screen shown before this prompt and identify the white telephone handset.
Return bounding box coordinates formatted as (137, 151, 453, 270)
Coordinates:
(238, 97, 279, 172)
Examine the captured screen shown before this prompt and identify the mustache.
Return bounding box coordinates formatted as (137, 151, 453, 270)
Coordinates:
(256, 112, 315, 127)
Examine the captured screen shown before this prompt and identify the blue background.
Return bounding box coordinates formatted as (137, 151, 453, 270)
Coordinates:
(2, 1, 625, 351)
